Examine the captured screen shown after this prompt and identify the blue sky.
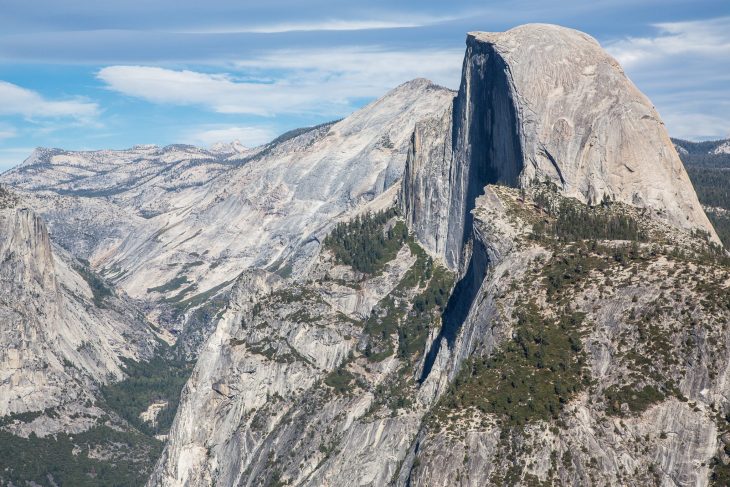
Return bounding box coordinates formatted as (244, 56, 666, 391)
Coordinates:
(0, 0, 728, 170)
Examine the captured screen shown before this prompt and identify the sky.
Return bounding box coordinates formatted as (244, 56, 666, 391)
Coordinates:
(0, 0, 728, 170)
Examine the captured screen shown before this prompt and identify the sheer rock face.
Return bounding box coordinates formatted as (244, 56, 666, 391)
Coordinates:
(2, 80, 455, 357)
(479, 25, 713, 236)
(0, 192, 156, 424)
(401, 24, 718, 270)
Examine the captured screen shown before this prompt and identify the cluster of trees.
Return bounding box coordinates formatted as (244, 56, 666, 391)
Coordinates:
(687, 167, 730, 210)
(74, 259, 114, 307)
(675, 142, 730, 247)
(531, 191, 647, 242)
(324, 208, 407, 274)
(437, 301, 588, 426)
(0, 426, 160, 486)
(101, 355, 193, 436)
(604, 384, 665, 416)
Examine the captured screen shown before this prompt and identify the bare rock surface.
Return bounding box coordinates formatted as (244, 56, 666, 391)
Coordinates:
(0, 188, 157, 428)
(1, 23, 727, 487)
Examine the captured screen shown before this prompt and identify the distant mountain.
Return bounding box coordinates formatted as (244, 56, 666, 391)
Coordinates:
(672, 137, 730, 248)
(673, 137, 730, 157)
(0, 185, 163, 484)
(1, 23, 729, 487)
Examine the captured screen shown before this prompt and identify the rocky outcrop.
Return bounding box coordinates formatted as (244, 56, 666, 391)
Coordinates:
(0, 188, 157, 424)
(401, 24, 719, 269)
(2, 23, 727, 487)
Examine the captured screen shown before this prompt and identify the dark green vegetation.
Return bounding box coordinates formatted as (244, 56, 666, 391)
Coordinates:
(436, 302, 588, 426)
(324, 208, 408, 274)
(324, 365, 356, 394)
(164, 279, 234, 320)
(363, 240, 454, 363)
(0, 426, 161, 486)
(674, 138, 730, 247)
(74, 259, 114, 307)
(147, 274, 189, 294)
(604, 384, 664, 416)
(320, 211, 455, 414)
(686, 167, 730, 210)
(101, 355, 193, 436)
(530, 184, 648, 242)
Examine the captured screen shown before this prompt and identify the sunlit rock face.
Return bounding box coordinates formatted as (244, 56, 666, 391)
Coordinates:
(3, 22, 726, 487)
(0, 189, 156, 427)
(401, 24, 718, 270)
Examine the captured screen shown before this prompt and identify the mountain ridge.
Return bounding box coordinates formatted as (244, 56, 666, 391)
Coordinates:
(1, 23, 729, 487)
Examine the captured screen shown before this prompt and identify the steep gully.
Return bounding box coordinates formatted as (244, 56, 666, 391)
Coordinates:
(416, 36, 523, 382)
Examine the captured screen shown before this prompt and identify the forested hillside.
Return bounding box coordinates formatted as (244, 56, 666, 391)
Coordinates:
(674, 138, 730, 247)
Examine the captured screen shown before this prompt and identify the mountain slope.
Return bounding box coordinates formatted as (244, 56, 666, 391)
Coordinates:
(0, 186, 168, 485)
(151, 24, 728, 487)
(0, 186, 158, 418)
(1, 80, 455, 357)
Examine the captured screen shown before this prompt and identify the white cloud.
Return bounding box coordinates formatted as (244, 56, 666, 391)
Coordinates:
(98, 66, 294, 116)
(0, 81, 99, 120)
(658, 110, 730, 141)
(186, 125, 278, 147)
(0, 126, 16, 140)
(175, 13, 463, 34)
(605, 17, 730, 140)
(98, 47, 461, 117)
(606, 17, 730, 69)
(186, 19, 423, 34)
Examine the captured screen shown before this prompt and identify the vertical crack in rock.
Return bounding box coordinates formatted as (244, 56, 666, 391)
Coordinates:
(420, 237, 488, 382)
(411, 35, 523, 382)
(446, 36, 523, 268)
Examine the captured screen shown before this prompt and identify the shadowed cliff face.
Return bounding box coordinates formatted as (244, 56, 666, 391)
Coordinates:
(446, 36, 524, 268)
(420, 236, 489, 382)
(408, 37, 524, 381)
(148, 24, 727, 487)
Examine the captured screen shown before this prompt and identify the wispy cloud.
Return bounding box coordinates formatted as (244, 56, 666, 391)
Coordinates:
(181, 14, 459, 34)
(97, 47, 461, 117)
(0, 124, 16, 140)
(605, 17, 730, 140)
(0, 81, 99, 121)
(185, 125, 277, 147)
(606, 16, 730, 68)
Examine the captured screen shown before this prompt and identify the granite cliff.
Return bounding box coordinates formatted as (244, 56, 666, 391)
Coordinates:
(1, 23, 728, 487)
(150, 24, 728, 487)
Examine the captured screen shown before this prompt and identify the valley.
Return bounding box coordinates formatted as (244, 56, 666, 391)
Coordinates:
(0, 23, 729, 487)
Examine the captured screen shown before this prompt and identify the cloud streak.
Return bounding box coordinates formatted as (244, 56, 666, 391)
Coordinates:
(605, 17, 730, 140)
(606, 16, 730, 69)
(98, 47, 461, 117)
(0, 81, 99, 120)
(180, 13, 462, 34)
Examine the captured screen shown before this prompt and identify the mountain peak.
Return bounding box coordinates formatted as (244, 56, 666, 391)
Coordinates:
(470, 22, 716, 240)
(209, 140, 249, 154)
